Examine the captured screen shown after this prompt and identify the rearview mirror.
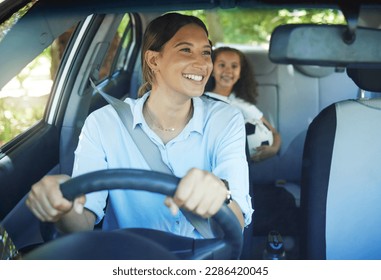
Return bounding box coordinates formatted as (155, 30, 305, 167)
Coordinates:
(269, 24, 381, 67)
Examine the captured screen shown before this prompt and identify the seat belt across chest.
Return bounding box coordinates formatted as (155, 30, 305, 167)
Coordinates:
(89, 79, 215, 238)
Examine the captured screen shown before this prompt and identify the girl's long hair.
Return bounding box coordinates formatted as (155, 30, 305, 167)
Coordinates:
(206, 46, 258, 104)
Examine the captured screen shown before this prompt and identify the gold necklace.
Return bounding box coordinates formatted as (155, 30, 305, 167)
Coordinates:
(144, 102, 193, 132)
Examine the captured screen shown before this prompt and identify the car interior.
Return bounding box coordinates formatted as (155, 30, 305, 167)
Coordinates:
(1, 0, 381, 260)
(300, 67, 381, 260)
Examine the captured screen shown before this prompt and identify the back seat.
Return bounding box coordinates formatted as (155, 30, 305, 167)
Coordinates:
(243, 47, 359, 206)
(91, 45, 359, 208)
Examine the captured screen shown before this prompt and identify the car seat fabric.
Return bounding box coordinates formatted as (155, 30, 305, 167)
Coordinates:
(347, 68, 381, 92)
(243, 49, 358, 239)
(301, 99, 381, 259)
(245, 49, 358, 187)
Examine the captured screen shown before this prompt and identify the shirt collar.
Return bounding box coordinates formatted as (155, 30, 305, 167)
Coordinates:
(204, 91, 229, 102)
(131, 91, 204, 135)
(131, 92, 150, 129)
(187, 96, 204, 135)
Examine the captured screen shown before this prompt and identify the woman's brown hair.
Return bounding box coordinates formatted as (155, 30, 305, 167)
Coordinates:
(138, 13, 209, 97)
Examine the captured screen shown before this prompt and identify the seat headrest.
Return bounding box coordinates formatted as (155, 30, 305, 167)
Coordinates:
(244, 50, 276, 76)
(294, 65, 335, 78)
(347, 68, 381, 92)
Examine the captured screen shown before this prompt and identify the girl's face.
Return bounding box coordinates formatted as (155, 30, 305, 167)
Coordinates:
(213, 51, 241, 92)
(149, 24, 213, 99)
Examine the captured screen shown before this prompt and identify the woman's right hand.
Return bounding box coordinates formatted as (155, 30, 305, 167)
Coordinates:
(26, 175, 85, 222)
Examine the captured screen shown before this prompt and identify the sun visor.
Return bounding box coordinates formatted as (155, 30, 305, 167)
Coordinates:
(269, 24, 381, 68)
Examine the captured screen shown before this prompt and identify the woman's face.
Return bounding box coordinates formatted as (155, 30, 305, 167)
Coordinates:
(151, 23, 213, 99)
(213, 51, 241, 92)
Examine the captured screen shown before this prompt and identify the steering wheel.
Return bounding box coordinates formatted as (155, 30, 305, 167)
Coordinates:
(23, 169, 243, 260)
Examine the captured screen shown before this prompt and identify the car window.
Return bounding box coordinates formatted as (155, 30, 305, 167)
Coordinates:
(0, 1, 36, 42)
(0, 12, 135, 147)
(0, 26, 75, 147)
(180, 8, 345, 47)
(99, 13, 132, 80)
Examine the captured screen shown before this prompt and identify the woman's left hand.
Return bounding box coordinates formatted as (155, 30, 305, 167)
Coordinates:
(164, 168, 227, 218)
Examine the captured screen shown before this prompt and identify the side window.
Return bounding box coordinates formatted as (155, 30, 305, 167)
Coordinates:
(98, 14, 133, 80)
(0, 27, 75, 147)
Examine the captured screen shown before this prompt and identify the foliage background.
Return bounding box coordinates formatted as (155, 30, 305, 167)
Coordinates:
(183, 9, 344, 45)
(0, 8, 344, 146)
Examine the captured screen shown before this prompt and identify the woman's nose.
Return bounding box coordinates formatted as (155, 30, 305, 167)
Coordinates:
(193, 55, 211, 70)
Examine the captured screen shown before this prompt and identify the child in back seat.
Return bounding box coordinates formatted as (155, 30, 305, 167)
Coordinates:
(204, 46, 281, 162)
(205, 47, 299, 240)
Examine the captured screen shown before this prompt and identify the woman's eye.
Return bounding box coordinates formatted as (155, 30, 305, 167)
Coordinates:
(180, 48, 191, 53)
(203, 50, 211, 56)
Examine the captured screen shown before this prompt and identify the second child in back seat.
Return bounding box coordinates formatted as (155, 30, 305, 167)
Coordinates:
(205, 46, 281, 162)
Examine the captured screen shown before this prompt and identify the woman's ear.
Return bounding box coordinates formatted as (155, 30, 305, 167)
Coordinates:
(145, 50, 160, 73)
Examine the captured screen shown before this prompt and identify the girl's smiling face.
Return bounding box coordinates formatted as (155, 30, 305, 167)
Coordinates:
(213, 51, 241, 94)
(149, 23, 213, 99)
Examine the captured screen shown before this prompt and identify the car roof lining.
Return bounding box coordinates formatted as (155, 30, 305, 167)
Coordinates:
(30, 0, 381, 11)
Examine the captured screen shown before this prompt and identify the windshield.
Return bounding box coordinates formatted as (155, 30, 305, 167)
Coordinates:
(0, 0, 37, 42)
(180, 8, 345, 48)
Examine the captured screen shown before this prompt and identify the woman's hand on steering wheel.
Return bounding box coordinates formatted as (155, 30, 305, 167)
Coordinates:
(164, 168, 227, 219)
(26, 174, 85, 222)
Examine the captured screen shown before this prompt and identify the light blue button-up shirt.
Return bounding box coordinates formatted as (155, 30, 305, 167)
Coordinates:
(72, 92, 253, 238)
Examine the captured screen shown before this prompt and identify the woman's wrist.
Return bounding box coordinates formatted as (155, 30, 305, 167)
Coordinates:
(220, 178, 232, 205)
